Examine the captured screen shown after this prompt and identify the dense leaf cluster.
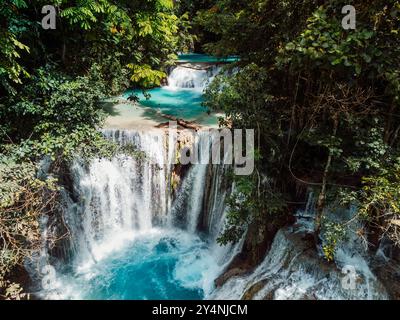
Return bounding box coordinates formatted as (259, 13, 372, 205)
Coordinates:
(197, 0, 400, 257)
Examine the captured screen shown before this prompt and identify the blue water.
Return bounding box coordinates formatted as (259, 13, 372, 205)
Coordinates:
(56, 230, 218, 300)
(120, 54, 230, 126)
(123, 87, 206, 120)
(178, 53, 239, 63)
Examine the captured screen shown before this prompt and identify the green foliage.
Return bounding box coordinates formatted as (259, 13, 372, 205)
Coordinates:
(0, 0, 192, 97)
(356, 161, 400, 246)
(321, 219, 346, 261)
(176, 12, 197, 52)
(0, 155, 59, 298)
(0, 0, 188, 297)
(218, 169, 286, 245)
(277, 3, 400, 81)
(0, 64, 107, 146)
(0, 0, 30, 93)
(54, 0, 182, 85)
(278, 7, 376, 76)
(128, 64, 166, 88)
(201, 0, 400, 249)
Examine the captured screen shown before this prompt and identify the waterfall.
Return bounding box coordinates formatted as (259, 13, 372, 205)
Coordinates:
(210, 196, 389, 300)
(31, 57, 392, 300)
(172, 161, 208, 232)
(76, 130, 170, 262)
(166, 65, 221, 91)
(103, 129, 171, 225)
(33, 128, 391, 300)
(35, 128, 235, 299)
(170, 131, 211, 232)
(211, 228, 388, 300)
(65, 129, 226, 267)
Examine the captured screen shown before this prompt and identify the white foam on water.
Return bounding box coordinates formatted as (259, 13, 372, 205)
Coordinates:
(167, 65, 221, 91)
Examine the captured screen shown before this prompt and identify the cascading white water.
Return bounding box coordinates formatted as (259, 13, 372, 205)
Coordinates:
(170, 131, 211, 232)
(35, 128, 392, 300)
(36, 128, 237, 299)
(211, 230, 388, 300)
(167, 65, 221, 91)
(32, 56, 393, 300)
(64, 130, 171, 269)
(210, 196, 389, 300)
(103, 129, 172, 224)
(171, 160, 208, 232)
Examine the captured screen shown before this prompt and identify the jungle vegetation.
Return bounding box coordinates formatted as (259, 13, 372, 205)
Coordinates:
(198, 0, 400, 262)
(1, 0, 399, 298)
(0, 0, 191, 299)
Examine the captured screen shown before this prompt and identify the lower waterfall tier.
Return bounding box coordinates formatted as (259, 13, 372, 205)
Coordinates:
(32, 128, 393, 300)
(34, 128, 239, 299)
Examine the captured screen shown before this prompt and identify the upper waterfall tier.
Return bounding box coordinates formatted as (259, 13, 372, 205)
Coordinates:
(166, 65, 221, 91)
(108, 61, 224, 129)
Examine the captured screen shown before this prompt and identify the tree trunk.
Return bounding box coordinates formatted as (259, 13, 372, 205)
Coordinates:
(314, 120, 338, 243)
(62, 41, 66, 64)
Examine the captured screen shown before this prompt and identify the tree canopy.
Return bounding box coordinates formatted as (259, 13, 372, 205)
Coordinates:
(198, 0, 400, 260)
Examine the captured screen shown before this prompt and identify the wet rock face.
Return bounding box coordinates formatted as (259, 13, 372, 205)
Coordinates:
(215, 267, 249, 288)
(371, 241, 400, 299)
(239, 230, 331, 300)
(373, 261, 400, 299)
(211, 227, 390, 300)
(214, 216, 288, 288)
